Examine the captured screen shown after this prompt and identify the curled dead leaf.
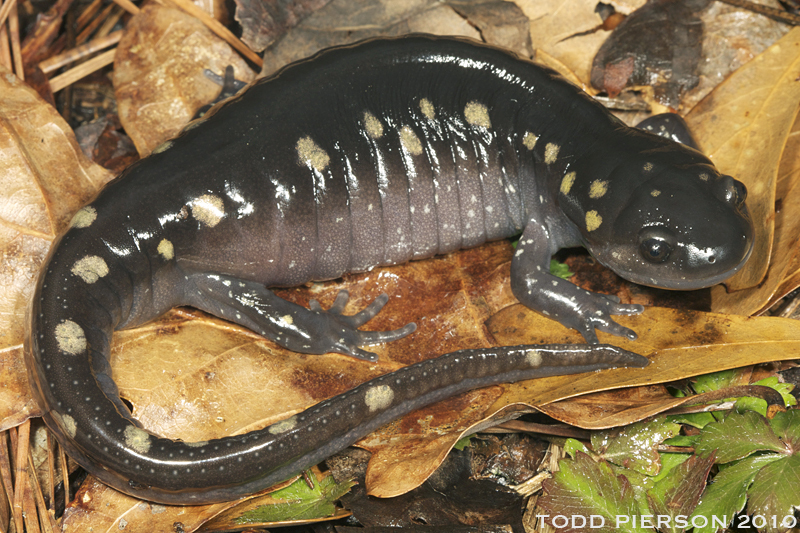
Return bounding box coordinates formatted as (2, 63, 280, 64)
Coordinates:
(686, 27, 800, 297)
(0, 66, 113, 430)
(114, 4, 256, 156)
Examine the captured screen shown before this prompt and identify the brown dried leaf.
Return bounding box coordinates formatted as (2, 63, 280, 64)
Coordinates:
(258, 0, 533, 77)
(112, 309, 401, 442)
(114, 4, 256, 156)
(537, 385, 683, 430)
(488, 305, 800, 429)
(753, 112, 800, 312)
(518, 0, 622, 84)
(686, 27, 800, 297)
(0, 67, 113, 430)
(358, 387, 508, 498)
(682, 1, 789, 112)
(110, 243, 514, 444)
(258, 0, 480, 76)
(60, 477, 231, 533)
(448, 1, 533, 58)
(234, 0, 332, 52)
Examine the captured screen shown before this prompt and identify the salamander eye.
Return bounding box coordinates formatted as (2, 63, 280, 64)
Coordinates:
(640, 238, 671, 263)
(733, 179, 747, 206)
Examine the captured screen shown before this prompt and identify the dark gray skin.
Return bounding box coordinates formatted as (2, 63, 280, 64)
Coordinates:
(26, 35, 751, 504)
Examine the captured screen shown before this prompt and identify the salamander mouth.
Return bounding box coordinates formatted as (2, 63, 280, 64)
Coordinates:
(613, 233, 754, 291)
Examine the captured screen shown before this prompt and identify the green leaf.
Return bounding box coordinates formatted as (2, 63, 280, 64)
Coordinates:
(692, 370, 740, 394)
(564, 438, 592, 458)
(690, 453, 784, 533)
(753, 377, 796, 407)
(592, 416, 681, 475)
(651, 452, 692, 483)
(609, 463, 653, 517)
(539, 452, 650, 533)
(646, 453, 714, 533)
(668, 412, 716, 429)
(233, 473, 355, 524)
(747, 453, 800, 533)
(734, 397, 768, 417)
(453, 434, 474, 450)
(550, 258, 573, 279)
(663, 435, 698, 447)
(695, 411, 788, 463)
(769, 409, 800, 448)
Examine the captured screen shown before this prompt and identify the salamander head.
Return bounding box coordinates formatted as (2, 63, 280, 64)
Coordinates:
(580, 160, 754, 290)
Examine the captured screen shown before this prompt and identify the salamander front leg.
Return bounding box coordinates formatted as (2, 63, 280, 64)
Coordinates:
(511, 219, 644, 344)
(185, 274, 415, 361)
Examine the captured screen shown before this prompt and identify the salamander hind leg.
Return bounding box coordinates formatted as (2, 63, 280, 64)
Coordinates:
(184, 273, 416, 361)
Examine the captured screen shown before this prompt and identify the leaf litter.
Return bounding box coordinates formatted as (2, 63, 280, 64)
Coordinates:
(3, 0, 800, 531)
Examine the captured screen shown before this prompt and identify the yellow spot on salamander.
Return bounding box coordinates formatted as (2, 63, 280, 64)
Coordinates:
(296, 136, 330, 172)
(124, 425, 152, 454)
(651, 189, 661, 197)
(363, 111, 384, 139)
(185, 440, 209, 448)
(70, 206, 97, 228)
(419, 98, 435, 120)
(586, 210, 602, 232)
(399, 126, 423, 156)
(523, 132, 538, 150)
(152, 140, 174, 154)
(53, 412, 77, 438)
(544, 143, 560, 164)
(526, 349, 542, 367)
(157, 239, 174, 260)
(55, 320, 87, 355)
(643, 162, 654, 172)
(191, 194, 225, 227)
(699, 173, 709, 181)
(560, 172, 576, 195)
(71, 255, 109, 283)
(588, 180, 609, 199)
(269, 416, 297, 434)
(365, 384, 394, 412)
(280, 314, 293, 326)
(464, 101, 491, 128)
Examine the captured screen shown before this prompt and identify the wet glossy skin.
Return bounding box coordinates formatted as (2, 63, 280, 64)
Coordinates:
(26, 35, 750, 504)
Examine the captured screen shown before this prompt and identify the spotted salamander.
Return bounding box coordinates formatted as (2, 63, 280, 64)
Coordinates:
(25, 35, 752, 504)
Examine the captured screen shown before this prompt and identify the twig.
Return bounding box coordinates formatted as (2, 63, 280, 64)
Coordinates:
(96, 5, 124, 40)
(111, 0, 139, 16)
(0, 431, 13, 533)
(28, 452, 55, 533)
(39, 30, 121, 73)
(8, 0, 21, 79)
(75, 0, 103, 31)
(12, 423, 28, 533)
(163, 0, 262, 67)
(716, 0, 800, 25)
(45, 432, 55, 526)
(20, 0, 76, 66)
(76, 2, 115, 44)
(0, 0, 15, 29)
(48, 47, 115, 92)
(57, 441, 69, 516)
(0, 20, 10, 70)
